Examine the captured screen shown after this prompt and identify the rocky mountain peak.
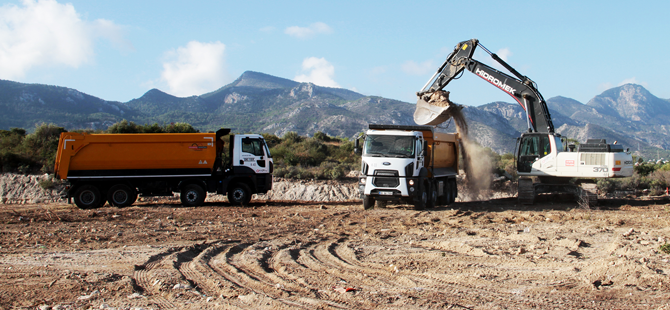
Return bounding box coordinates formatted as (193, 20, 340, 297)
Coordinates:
(587, 84, 670, 123)
(233, 71, 298, 89)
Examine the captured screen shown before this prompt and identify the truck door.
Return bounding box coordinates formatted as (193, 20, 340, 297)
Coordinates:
(239, 137, 270, 174)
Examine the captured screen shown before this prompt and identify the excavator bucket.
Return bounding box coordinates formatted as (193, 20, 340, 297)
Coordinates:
(413, 91, 458, 126)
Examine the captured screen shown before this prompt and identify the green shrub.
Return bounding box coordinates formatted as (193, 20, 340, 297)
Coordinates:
(660, 243, 670, 254)
(107, 120, 141, 133)
(38, 178, 55, 189)
(635, 162, 658, 177)
(105, 120, 198, 134)
(597, 178, 616, 193)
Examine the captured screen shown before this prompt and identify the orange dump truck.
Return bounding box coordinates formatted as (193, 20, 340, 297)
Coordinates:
(354, 124, 460, 210)
(54, 128, 273, 209)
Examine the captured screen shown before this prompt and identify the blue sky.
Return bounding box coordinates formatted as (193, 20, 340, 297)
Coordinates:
(1, 0, 668, 107)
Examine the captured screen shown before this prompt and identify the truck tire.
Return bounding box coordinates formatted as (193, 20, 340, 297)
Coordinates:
(73, 184, 102, 209)
(363, 195, 375, 210)
(181, 184, 206, 207)
(438, 179, 449, 206)
(449, 179, 458, 204)
(426, 182, 437, 209)
(228, 183, 252, 206)
(414, 186, 427, 210)
(107, 184, 137, 208)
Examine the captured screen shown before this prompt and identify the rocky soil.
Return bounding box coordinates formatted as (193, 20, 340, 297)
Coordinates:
(2, 174, 670, 309)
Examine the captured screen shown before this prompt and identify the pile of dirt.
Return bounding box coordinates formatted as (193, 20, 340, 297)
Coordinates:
(260, 177, 359, 202)
(0, 173, 64, 204)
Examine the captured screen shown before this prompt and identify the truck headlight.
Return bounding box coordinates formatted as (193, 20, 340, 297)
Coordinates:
(408, 179, 414, 186)
(409, 187, 414, 192)
(360, 178, 366, 184)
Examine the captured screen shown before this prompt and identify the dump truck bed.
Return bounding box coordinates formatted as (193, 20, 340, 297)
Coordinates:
(54, 132, 219, 180)
(423, 131, 460, 177)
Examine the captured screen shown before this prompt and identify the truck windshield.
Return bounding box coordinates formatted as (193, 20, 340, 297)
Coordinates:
(364, 135, 415, 158)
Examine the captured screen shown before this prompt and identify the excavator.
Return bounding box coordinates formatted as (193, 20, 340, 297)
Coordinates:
(414, 38, 634, 205)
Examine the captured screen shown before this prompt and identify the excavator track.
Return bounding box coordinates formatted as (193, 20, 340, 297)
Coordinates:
(517, 178, 535, 205)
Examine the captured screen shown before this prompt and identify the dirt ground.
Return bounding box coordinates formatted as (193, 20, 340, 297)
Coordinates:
(3, 195, 670, 309)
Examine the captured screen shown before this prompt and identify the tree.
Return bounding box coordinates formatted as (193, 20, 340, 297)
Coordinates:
(107, 120, 141, 133)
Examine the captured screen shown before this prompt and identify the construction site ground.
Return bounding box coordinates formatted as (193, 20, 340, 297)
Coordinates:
(2, 195, 670, 309)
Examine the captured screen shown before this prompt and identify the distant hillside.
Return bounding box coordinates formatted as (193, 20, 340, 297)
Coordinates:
(0, 79, 135, 130)
(1, 73, 669, 159)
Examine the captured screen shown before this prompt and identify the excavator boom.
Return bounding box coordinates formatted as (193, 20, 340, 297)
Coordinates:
(415, 39, 554, 134)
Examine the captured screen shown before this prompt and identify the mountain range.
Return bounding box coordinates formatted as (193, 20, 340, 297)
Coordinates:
(1, 71, 669, 159)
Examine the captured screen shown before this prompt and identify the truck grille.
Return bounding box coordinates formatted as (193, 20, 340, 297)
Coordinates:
(373, 170, 399, 188)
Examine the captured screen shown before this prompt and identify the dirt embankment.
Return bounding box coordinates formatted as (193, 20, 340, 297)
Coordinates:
(0, 174, 515, 206)
(0, 174, 363, 205)
(0, 174, 64, 204)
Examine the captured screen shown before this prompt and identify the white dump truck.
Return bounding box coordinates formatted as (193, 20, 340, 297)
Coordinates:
(354, 124, 460, 210)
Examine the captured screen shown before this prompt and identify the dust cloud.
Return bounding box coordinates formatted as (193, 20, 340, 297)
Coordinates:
(427, 91, 492, 200)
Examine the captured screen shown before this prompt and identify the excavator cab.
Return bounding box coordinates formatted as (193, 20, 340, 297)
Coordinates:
(516, 133, 551, 173)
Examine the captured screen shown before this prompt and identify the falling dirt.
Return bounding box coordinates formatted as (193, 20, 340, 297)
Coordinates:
(427, 90, 493, 200)
(3, 196, 670, 309)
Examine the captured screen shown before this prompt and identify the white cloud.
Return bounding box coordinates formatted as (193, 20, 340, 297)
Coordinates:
(619, 77, 648, 87)
(294, 57, 340, 88)
(285, 22, 332, 39)
(598, 82, 613, 93)
(496, 48, 512, 61)
(401, 60, 433, 76)
(160, 41, 228, 97)
(0, 0, 128, 79)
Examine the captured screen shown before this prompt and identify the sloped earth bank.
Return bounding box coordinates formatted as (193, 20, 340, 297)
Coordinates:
(0, 174, 508, 204)
(2, 176, 670, 309)
(0, 174, 363, 204)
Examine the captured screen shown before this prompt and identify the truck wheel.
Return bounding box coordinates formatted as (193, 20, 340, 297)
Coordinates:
(73, 185, 102, 209)
(228, 183, 251, 206)
(363, 195, 375, 210)
(442, 180, 452, 205)
(449, 179, 458, 204)
(414, 187, 427, 210)
(107, 184, 137, 208)
(438, 179, 449, 206)
(426, 183, 437, 209)
(181, 184, 206, 207)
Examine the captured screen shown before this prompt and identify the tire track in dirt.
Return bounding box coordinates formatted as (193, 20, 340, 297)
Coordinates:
(133, 249, 181, 309)
(176, 243, 246, 309)
(129, 228, 641, 309)
(206, 242, 311, 309)
(268, 244, 353, 309)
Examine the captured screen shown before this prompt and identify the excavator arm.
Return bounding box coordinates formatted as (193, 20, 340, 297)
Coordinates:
(415, 39, 554, 134)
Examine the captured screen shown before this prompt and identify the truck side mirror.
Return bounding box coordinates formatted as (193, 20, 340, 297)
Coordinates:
(354, 138, 361, 155)
(422, 141, 428, 156)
